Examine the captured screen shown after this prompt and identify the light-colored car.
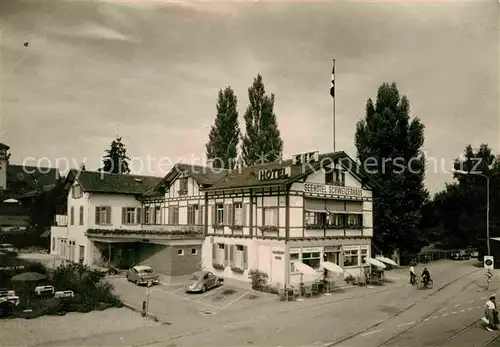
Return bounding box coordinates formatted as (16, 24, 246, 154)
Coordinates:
(471, 251, 479, 258)
(186, 270, 223, 293)
(126, 265, 159, 286)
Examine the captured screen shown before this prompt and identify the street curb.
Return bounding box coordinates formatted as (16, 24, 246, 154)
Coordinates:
(121, 302, 172, 325)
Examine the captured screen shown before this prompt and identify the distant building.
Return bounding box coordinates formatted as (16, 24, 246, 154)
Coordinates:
(0, 142, 60, 231)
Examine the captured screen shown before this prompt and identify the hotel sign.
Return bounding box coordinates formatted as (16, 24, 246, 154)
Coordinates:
(303, 183, 363, 198)
(259, 167, 291, 181)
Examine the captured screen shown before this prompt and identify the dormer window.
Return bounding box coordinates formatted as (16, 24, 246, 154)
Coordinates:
(325, 171, 334, 185)
(72, 185, 83, 199)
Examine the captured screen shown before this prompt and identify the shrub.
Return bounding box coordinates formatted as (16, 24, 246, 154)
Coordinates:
(344, 275, 355, 284)
(231, 266, 245, 274)
(212, 263, 225, 270)
(248, 269, 268, 291)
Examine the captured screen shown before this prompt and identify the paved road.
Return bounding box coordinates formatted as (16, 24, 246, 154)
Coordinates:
(36, 260, 494, 347)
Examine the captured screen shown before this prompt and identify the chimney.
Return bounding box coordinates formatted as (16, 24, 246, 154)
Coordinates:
(0, 143, 10, 190)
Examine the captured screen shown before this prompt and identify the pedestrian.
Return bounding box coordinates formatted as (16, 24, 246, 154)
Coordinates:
(410, 264, 416, 285)
(485, 296, 498, 331)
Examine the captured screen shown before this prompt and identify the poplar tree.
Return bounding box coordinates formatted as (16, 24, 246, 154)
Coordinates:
(205, 87, 240, 169)
(355, 82, 428, 256)
(241, 74, 283, 166)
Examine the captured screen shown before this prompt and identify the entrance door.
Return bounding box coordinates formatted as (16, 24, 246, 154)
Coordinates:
(324, 251, 340, 265)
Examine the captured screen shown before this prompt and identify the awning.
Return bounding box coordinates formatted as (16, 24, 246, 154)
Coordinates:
(326, 209, 346, 214)
(492, 238, 500, 242)
(322, 261, 344, 274)
(305, 209, 328, 213)
(364, 258, 387, 269)
(40, 230, 51, 238)
(291, 260, 323, 283)
(375, 256, 398, 267)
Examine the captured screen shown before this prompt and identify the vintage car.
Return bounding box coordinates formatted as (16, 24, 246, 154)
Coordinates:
(126, 265, 159, 286)
(186, 270, 223, 293)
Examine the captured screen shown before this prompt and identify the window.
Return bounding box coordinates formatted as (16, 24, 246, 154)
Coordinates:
(214, 243, 225, 264)
(154, 206, 161, 224)
(122, 207, 136, 224)
(343, 248, 359, 267)
(70, 207, 74, 225)
(304, 211, 326, 228)
(72, 185, 82, 199)
(79, 206, 84, 225)
(361, 247, 369, 264)
(302, 252, 321, 269)
(79, 245, 84, 263)
(233, 203, 243, 226)
(145, 207, 151, 224)
(179, 178, 188, 195)
(327, 213, 345, 228)
(325, 171, 334, 185)
(191, 248, 198, 255)
(52, 238, 55, 251)
(188, 204, 199, 225)
(230, 244, 248, 270)
(216, 204, 224, 225)
(290, 252, 300, 272)
(347, 214, 362, 228)
(95, 206, 111, 225)
(263, 207, 278, 226)
(136, 208, 142, 224)
(168, 206, 179, 225)
(177, 248, 184, 256)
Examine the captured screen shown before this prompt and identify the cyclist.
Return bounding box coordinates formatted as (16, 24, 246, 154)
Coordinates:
(421, 267, 431, 287)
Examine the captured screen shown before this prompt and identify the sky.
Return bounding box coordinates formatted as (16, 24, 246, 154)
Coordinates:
(0, 0, 498, 194)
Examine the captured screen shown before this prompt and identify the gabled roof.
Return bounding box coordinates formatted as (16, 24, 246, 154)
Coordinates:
(204, 151, 375, 191)
(153, 163, 230, 191)
(6, 165, 60, 198)
(68, 170, 162, 195)
(0, 143, 10, 151)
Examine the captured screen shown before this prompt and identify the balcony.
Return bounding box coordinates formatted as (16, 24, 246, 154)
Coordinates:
(86, 225, 204, 242)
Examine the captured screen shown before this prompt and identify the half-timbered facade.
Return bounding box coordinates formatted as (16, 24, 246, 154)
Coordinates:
(201, 151, 374, 287)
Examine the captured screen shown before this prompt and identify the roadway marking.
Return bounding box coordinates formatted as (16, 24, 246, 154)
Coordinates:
(152, 286, 219, 309)
(468, 307, 473, 310)
(432, 316, 439, 319)
(468, 300, 475, 304)
(216, 292, 250, 312)
(442, 313, 448, 317)
(361, 329, 381, 336)
(171, 287, 185, 294)
(397, 322, 414, 327)
(454, 304, 461, 307)
(460, 309, 465, 313)
(195, 285, 223, 301)
(481, 296, 488, 300)
(451, 311, 458, 314)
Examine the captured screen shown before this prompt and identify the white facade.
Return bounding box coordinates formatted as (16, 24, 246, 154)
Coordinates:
(50, 180, 143, 265)
(195, 157, 374, 287)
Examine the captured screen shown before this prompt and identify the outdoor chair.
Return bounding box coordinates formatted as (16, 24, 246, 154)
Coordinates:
(302, 285, 313, 298)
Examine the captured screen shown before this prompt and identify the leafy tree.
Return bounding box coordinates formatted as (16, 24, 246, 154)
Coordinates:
(100, 137, 130, 174)
(241, 74, 283, 166)
(427, 144, 500, 249)
(355, 82, 429, 256)
(205, 87, 240, 169)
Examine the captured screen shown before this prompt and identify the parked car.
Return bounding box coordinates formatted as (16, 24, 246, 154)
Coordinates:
(471, 251, 479, 258)
(452, 250, 470, 260)
(126, 265, 159, 286)
(186, 270, 223, 293)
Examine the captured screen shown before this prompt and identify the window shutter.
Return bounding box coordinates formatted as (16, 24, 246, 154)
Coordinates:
(229, 245, 235, 267)
(122, 208, 126, 224)
(242, 203, 248, 226)
(168, 206, 173, 224)
(95, 207, 100, 225)
(243, 246, 248, 270)
(70, 207, 74, 225)
(149, 207, 154, 224)
(211, 205, 216, 226)
(224, 245, 229, 266)
(228, 205, 233, 226)
(136, 208, 142, 224)
(198, 205, 203, 225)
(212, 243, 216, 261)
(106, 207, 111, 224)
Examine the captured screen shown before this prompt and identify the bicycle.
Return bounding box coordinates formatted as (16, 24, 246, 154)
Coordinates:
(416, 276, 434, 290)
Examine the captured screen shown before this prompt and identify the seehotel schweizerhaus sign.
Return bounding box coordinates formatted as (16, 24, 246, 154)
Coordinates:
(303, 183, 363, 198)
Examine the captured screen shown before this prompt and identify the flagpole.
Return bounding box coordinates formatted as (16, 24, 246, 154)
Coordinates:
(332, 59, 336, 152)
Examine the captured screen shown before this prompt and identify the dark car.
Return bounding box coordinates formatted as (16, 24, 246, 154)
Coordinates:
(185, 270, 223, 293)
(126, 265, 159, 286)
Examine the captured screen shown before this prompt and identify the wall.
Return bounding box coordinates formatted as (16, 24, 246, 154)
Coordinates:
(137, 243, 201, 276)
(49, 226, 67, 256)
(201, 236, 286, 286)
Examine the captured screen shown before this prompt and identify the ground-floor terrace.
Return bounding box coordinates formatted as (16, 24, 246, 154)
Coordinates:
(50, 226, 204, 283)
(202, 235, 372, 288)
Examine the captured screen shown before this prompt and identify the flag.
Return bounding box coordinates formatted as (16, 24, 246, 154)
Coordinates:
(330, 60, 335, 98)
